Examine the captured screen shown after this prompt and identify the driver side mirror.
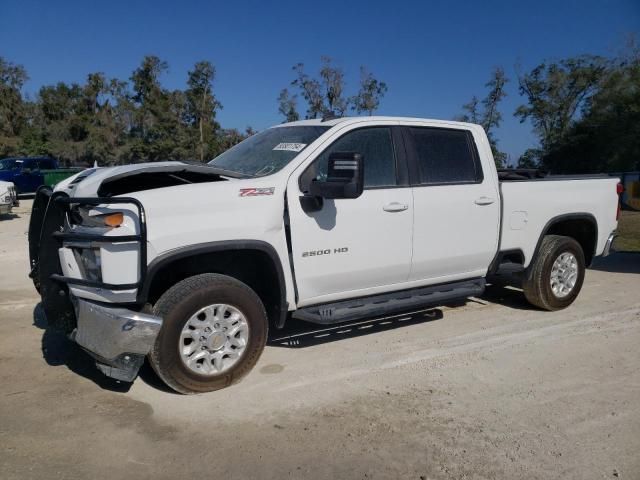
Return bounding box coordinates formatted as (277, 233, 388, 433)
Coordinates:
(309, 152, 364, 200)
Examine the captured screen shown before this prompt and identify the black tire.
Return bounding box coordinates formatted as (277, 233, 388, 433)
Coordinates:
(149, 273, 268, 394)
(522, 235, 585, 311)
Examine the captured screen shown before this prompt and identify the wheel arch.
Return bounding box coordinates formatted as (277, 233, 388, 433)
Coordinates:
(532, 213, 598, 267)
(139, 240, 288, 329)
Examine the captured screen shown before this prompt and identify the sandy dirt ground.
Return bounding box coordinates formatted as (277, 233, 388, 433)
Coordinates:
(1, 200, 639, 480)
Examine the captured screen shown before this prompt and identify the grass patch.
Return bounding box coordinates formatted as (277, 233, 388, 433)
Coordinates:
(614, 210, 640, 252)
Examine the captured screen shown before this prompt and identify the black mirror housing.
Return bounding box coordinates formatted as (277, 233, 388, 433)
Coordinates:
(309, 152, 364, 200)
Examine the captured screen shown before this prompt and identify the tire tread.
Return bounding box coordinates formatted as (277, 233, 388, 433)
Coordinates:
(149, 273, 267, 394)
(523, 235, 585, 311)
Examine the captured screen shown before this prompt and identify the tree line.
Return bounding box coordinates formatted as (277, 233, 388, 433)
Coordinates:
(0, 56, 248, 166)
(1, 45, 638, 173)
(457, 40, 639, 172)
(277, 56, 388, 121)
(0, 55, 388, 167)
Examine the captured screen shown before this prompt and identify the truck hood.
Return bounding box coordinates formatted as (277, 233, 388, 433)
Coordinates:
(54, 161, 233, 197)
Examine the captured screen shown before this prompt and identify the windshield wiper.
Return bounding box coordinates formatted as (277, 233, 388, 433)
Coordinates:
(201, 163, 255, 179)
(213, 167, 255, 179)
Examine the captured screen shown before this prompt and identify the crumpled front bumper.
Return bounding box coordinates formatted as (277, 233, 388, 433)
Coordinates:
(71, 299, 162, 382)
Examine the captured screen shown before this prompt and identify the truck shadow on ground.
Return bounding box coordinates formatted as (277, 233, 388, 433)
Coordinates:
(33, 303, 133, 393)
(589, 251, 640, 274)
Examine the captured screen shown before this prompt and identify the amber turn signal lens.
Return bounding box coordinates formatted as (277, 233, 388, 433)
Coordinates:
(103, 212, 124, 227)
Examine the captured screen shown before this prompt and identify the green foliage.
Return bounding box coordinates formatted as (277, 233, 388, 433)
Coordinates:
(516, 43, 640, 174)
(540, 54, 640, 173)
(319, 56, 348, 115)
(515, 55, 607, 148)
(0, 55, 228, 165)
(291, 62, 325, 119)
(186, 61, 222, 161)
(459, 67, 508, 167)
(517, 148, 543, 169)
(285, 56, 387, 120)
(351, 67, 388, 116)
(277, 88, 300, 123)
(0, 57, 29, 137)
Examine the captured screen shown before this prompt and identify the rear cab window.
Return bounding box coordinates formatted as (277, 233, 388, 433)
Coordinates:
(407, 127, 483, 185)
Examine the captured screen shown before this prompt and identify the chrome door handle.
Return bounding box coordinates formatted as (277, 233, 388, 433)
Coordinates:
(383, 202, 409, 212)
(474, 196, 495, 206)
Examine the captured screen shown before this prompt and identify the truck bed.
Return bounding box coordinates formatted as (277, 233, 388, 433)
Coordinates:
(497, 175, 620, 267)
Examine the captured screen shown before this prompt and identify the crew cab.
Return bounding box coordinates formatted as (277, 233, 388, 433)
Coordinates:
(28, 117, 621, 394)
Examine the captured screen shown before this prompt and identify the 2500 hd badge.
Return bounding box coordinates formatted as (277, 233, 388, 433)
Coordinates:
(302, 247, 349, 258)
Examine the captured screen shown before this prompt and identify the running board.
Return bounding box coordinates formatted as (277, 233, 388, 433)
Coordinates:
(292, 278, 485, 325)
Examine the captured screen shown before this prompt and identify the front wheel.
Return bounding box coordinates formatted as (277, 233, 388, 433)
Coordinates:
(523, 235, 586, 311)
(149, 273, 268, 394)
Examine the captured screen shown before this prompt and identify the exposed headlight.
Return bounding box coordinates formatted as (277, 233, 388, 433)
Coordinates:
(72, 206, 124, 228)
(75, 248, 102, 282)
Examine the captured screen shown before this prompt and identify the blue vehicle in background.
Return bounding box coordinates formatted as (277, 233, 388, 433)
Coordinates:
(0, 157, 82, 194)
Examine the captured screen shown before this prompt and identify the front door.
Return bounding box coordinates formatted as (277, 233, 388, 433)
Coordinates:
(287, 126, 413, 306)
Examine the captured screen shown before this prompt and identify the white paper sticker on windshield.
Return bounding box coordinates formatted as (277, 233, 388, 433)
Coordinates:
(273, 142, 306, 152)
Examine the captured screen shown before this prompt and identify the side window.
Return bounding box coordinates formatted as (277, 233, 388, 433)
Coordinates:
(38, 159, 54, 170)
(409, 127, 482, 184)
(302, 127, 397, 190)
(22, 159, 36, 171)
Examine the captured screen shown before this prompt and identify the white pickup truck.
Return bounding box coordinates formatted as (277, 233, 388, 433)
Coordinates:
(28, 116, 621, 393)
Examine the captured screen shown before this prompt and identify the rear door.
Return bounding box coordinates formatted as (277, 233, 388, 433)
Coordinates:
(405, 125, 500, 282)
(287, 124, 413, 306)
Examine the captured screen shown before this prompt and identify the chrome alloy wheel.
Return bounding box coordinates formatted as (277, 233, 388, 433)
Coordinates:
(179, 304, 249, 375)
(550, 252, 578, 298)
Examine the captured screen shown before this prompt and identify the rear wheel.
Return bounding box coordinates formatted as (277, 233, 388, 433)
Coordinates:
(149, 273, 268, 394)
(523, 235, 585, 311)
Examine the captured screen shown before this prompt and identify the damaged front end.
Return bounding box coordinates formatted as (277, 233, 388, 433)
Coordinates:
(28, 187, 161, 381)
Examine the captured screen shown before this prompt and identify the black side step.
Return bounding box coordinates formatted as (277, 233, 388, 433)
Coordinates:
(292, 278, 485, 325)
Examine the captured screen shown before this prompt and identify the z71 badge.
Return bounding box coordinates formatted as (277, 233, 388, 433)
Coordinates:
(239, 187, 275, 197)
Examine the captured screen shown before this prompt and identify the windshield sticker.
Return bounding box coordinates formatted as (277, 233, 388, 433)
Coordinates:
(239, 187, 275, 197)
(273, 142, 306, 152)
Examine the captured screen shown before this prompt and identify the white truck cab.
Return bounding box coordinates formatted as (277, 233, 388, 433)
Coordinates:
(28, 116, 621, 393)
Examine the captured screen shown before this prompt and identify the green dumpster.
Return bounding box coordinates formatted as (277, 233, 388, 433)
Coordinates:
(42, 168, 84, 188)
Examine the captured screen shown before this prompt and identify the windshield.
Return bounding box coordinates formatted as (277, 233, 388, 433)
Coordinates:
(0, 159, 19, 170)
(209, 126, 330, 177)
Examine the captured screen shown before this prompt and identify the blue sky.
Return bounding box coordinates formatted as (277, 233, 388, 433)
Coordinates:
(1, 0, 638, 163)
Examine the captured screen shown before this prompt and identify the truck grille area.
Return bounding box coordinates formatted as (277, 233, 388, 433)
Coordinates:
(28, 186, 149, 333)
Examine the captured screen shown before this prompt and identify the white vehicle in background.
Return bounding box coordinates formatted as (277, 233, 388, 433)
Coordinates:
(28, 116, 621, 394)
(0, 181, 18, 215)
